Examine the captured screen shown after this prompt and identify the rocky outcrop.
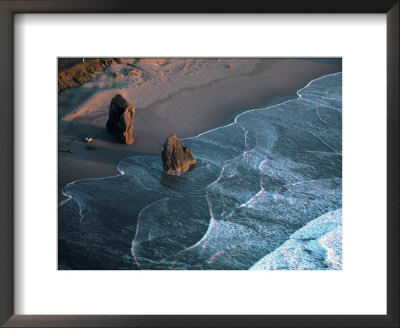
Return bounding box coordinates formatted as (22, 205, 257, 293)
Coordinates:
(161, 134, 196, 173)
(106, 94, 135, 144)
(58, 58, 122, 93)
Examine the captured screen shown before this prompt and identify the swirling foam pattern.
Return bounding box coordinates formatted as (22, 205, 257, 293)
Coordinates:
(58, 72, 342, 270)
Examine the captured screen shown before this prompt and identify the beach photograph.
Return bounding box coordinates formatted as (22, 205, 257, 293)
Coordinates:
(58, 58, 342, 270)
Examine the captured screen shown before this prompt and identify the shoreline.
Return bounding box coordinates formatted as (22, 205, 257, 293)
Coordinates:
(221, 94, 298, 126)
(58, 58, 341, 202)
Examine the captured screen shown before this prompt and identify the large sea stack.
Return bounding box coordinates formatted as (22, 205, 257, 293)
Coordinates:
(161, 134, 196, 174)
(106, 94, 135, 144)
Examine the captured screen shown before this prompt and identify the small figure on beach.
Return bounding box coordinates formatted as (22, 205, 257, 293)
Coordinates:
(85, 137, 94, 143)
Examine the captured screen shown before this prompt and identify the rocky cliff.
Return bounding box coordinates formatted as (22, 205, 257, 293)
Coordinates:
(58, 58, 122, 93)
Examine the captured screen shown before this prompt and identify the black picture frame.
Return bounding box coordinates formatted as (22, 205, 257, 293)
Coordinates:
(0, 1, 398, 327)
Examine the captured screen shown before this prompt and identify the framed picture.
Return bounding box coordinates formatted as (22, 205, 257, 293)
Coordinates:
(0, 0, 398, 327)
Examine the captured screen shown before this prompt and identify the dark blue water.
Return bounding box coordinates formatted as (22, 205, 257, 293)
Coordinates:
(58, 72, 342, 270)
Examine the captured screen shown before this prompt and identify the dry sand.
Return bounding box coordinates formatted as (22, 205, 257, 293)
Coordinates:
(58, 58, 341, 202)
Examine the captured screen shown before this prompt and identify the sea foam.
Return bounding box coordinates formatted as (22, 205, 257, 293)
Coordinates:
(59, 72, 342, 270)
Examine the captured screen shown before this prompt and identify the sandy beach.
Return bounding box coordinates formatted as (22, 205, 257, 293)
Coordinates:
(58, 58, 341, 202)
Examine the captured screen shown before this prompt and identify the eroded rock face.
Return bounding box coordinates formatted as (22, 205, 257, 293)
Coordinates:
(106, 94, 135, 144)
(161, 134, 196, 174)
(58, 58, 122, 93)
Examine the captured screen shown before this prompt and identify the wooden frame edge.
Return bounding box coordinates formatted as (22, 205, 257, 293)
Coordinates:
(1, 1, 398, 327)
(386, 2, 400, 326)
(0, 0, 14, 327)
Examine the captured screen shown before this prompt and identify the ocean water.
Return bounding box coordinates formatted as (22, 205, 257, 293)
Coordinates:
(58, 72, 342, 270)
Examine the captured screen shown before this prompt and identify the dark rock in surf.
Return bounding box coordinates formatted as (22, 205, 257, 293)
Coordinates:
(106, 94, 135, 144)
(161, 134, 196, 174)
